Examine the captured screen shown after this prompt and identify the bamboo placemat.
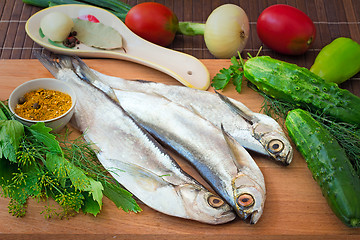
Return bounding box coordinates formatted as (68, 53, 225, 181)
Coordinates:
(1, 0, 359, 95)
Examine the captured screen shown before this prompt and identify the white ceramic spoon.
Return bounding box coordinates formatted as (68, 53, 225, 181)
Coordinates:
(25, 4, 210, 90)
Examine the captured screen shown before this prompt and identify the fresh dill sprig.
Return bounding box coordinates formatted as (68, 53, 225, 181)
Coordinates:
(58, 131, 110, 182)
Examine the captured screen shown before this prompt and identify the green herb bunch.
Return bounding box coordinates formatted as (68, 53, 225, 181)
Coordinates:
(0, 101, 141, 218)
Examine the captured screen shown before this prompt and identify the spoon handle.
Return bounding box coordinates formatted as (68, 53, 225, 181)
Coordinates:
(130, 48, 211, 90)
(85, 43, 211, 90)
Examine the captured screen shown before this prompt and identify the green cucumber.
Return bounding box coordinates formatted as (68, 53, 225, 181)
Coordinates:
(243, 56, 360, 126)
(285, 109, 360, 228)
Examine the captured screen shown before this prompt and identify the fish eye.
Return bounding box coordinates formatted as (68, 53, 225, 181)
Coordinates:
(237, 194, 254, 209)
(208, 195, 225, 208)
(267, 139, 284, 153)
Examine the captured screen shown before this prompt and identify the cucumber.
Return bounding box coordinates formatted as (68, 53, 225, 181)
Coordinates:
(243, 56, 360, 126)
(285, 109, 360, 228)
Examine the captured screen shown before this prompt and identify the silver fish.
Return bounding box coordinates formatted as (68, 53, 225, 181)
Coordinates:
(111, 90, 266, 224)
(70, 58, 266, 224)
(73, 64, 293, 165)
(35, 53, 236, 225)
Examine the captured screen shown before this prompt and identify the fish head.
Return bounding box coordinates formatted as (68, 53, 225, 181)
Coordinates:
(178, 184, 236, 224)
(252, 119, 293, 165)
(232, 173, 266, 224)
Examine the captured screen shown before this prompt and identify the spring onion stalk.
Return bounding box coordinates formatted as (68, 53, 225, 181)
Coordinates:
(48, 0, 85, 6)
(83, 0, 131, 12)
(22, 0, 50, 7)
(23, 0, 131, 12)
(23, 0, 131, 22)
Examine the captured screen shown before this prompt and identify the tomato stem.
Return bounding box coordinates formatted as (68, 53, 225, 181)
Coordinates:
(177, 22, 205, 36)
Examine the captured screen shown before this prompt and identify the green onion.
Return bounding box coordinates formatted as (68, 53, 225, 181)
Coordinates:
(23, 0, 132, 22)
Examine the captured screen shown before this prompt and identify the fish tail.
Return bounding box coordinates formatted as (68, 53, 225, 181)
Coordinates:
(71, 56, 120, 102)
(70, 56, 100, 84)
(33, 51, 73, 77)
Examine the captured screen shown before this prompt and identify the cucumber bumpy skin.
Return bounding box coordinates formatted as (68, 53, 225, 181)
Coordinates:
(285, 109, 360, 228)
(243, 56, 360, 126)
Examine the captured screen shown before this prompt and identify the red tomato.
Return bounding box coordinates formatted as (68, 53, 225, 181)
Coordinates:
(257, 4, 316, 55)
(125, 2, 178, 47)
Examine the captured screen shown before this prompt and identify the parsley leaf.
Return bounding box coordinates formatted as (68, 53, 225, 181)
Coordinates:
(82, 192, 101, 216)
(103, 181, 142, 213)
(0, 120, 24, 162)
(27, 122, 62, 154)
(211, 68, 233, 90)
(0, 105, 8, 120)
(232, 71, 244, 93)
(211, 53, 245, 93)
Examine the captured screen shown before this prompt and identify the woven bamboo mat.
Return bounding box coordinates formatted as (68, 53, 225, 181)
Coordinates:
(1, 0, 359, 95)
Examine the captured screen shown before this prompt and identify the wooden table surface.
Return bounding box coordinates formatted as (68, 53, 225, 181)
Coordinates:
(0, 58, 360, 240)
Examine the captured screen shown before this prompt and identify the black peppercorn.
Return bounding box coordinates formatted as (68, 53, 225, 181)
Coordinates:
(32, 102, 40, 109)
(18, 97, 26, 104)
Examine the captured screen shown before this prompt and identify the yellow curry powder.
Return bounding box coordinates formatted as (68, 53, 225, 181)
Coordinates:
(15, 88, 72, 121)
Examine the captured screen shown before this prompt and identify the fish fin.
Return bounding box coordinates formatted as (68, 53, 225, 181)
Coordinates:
(146, 91, 171, 102)
(71, 56, 100, 84)
(71, 57, 120, 102)
(215, 91, 255, 124)
(187, 104, 204, 118)
(33, 51, 73, 77)
(220, 124, 252, 169)
(101, 156, 172, 190)
(134, 79, 155, 84)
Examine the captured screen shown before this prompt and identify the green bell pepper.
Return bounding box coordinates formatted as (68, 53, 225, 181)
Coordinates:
(310, 37, 360, 84)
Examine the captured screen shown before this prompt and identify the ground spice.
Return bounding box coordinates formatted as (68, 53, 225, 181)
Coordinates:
(15, 88, 72, 121)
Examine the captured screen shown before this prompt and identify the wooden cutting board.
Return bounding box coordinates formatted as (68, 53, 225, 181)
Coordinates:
(0, 59, 359, 240)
